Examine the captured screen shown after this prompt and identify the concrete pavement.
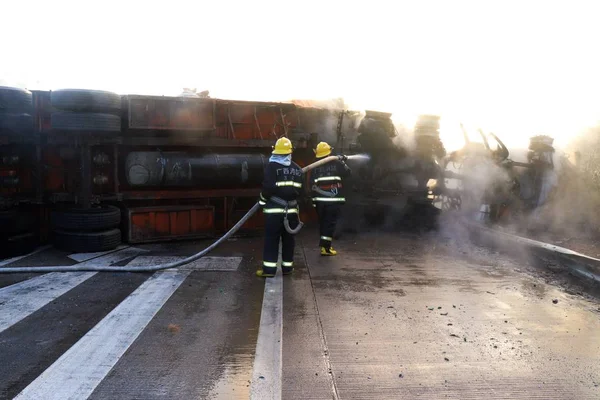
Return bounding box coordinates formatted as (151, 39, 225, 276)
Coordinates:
(0, 230, 598, 399)
(286, 232, 600, 399)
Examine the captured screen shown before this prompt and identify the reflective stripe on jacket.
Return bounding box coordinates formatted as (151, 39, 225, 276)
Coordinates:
(263, 207, 299, 214)
(260, 160, 304, 209)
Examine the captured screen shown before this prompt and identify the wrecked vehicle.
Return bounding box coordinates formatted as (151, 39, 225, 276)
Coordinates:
(339, 112, 446, 230)
(439, 127, 560, 225)
(0, 83, 454, 257)
(0, 88, 380, 257)
(0, 84, 565, 258)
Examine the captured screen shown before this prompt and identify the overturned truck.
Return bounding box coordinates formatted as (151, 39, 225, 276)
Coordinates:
(0, 88, 369, 256)
(0, 86, 557, 257)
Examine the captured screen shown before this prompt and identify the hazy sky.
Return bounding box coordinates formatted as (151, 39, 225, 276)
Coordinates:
(2, 0, 599, 150)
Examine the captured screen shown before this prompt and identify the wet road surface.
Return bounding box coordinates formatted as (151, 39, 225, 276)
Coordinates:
(285, 232, 600, 399)
(1, 230, 599, 399)
(0, 240, 264, 400)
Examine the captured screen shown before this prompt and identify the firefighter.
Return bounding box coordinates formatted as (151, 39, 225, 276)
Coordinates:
(256, 137, 304, 277)
(311, 141, 351, 256)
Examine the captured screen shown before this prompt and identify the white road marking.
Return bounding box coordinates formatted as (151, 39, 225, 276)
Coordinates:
(0, 247, 145, 334)
(0, 245, 53, 267)
(125, 255, 242, 271)
(15, 269, 192, 400)
(250, 269, 283, 400)
(67, 245, 136, 262)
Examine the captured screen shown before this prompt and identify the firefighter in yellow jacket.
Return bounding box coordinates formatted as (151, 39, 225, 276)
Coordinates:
(311, 142, 351, 255)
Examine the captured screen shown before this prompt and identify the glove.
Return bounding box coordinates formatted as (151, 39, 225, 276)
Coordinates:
(338, 155, 348, 161)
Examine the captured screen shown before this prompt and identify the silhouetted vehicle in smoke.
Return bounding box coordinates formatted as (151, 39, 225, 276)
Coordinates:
(438, 127, 561, 226)
(339, 112, 446, 232)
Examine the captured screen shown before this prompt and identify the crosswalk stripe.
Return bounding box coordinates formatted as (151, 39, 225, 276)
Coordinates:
(15, 269, 192, 400)
(67, 245, 132, 263)
(125, 255, 242, 271)
(0, 247, 145, 334)
(0, 272, 94, 334)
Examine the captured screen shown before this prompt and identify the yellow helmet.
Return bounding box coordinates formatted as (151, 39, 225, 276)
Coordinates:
(314, 141, 332, 158)
(272, 137, 293, 155)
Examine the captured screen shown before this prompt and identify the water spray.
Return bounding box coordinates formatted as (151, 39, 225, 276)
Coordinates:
(345, 154, 370, 162)
(0, 156, 347, 274)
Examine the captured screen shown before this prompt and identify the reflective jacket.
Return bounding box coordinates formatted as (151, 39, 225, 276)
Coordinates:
(310, 159, 350, 204)
(259, 161, 303, 214)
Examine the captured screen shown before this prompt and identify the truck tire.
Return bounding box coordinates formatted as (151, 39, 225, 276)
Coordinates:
(51, 205, 121, 231)
(0, 209, 36, 235)
(0, 232, 38, 258)
(51, 89, 121, 113)
(0, 86, 33, 112)
(51, 112, 121, 133)
(0, 112, 34, 134)
(53, 228, 121, 253)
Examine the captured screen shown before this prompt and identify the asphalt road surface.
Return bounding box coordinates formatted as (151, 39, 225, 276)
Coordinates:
(1, 229, 599, 399)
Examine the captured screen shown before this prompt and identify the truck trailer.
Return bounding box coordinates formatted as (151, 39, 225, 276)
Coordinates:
(0, 87, 379, 256)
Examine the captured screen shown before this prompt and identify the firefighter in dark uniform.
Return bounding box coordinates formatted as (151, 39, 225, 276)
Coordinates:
(256, 137, 304, 277)
(311, 141, 351, 256)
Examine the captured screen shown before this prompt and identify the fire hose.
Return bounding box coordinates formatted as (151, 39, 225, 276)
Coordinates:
(0, 155, 349, 274)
